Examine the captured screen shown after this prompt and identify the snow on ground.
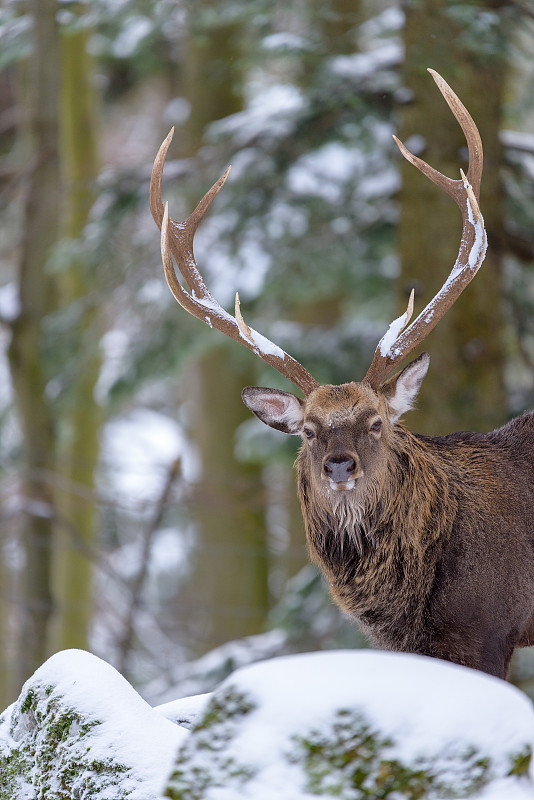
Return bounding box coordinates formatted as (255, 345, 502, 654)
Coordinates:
(166, 650, 534, 799)
(146, 627, 289, 703)
(232, 651, 532, 773)
(156, 692, 212, 730)
(0, 649, 187, 799)
(2, 647, 534, 799)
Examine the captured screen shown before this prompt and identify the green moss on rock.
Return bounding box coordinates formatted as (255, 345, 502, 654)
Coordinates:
(162, 652, 534, 800)
(508, 745, 532, 778)
(165, 687, 256, 800)
(291, 709, 493, 798)
(164, 702, 500, 800)
(0, 697, 127, 800)
(0, 649, 187, 800)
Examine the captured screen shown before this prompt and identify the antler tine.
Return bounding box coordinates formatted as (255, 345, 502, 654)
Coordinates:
(150, 128, 229, 301)
(392, 69, 483, 207)
(363, 69, 487, 389)
(152, 131, 320, 397)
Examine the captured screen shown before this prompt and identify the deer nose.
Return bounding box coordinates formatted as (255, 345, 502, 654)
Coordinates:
(323, 455, 357, 483)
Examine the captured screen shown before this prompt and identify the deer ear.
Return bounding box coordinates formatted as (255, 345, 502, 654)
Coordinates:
(382, 352, 430, 422)
(242, 387, 305, 434)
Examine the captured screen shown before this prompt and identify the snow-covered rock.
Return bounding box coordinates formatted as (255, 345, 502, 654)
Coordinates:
(165, 650, 534, 800)
(2, 648, 534, 800)
(0, 649, 187, 799)
(156, 692, 212, 730)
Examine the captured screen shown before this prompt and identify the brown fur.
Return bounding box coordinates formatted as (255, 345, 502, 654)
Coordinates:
(296, 384, 534, 679)
(242, 367, 534, 679)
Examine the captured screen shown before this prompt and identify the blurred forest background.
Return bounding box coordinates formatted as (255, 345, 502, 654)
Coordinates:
(1, 0, 534, 710)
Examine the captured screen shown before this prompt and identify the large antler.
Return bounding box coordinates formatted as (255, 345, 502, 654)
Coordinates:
(150, 129, 319, 396)
(363, 68, 487, 389)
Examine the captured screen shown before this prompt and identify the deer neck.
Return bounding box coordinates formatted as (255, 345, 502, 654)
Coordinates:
(297, 425, 452, 568)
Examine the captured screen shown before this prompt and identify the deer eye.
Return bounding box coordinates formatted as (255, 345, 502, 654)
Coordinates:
(303, 427, 315, 440)
(369, 419, 382, 434)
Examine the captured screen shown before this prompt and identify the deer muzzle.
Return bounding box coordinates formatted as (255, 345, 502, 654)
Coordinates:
(323, 454, 362, 489)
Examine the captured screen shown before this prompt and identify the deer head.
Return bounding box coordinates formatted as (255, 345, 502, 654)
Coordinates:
(150, 69, 486, 496)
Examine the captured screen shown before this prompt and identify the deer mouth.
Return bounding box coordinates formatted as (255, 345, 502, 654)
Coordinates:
(324, 470, 364, 492)
(328, 480, 356, 491)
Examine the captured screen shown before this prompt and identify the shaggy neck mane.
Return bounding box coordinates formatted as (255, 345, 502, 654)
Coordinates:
(297, 426, 453, 565)
(318, 476, 385, 557)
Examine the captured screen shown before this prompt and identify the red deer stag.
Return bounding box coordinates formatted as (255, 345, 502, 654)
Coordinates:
(150, 69, 534, 679)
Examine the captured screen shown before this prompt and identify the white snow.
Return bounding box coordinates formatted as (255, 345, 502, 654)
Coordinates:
(95, 328, 131, 403)
(241, 325, 286, 360)
(3, 648, 534, 799)
(377, 299, 412, 357)
(164, 97, 191, 126)
(287, 142, 365, 203)
(358, 6, 405, 38)
(0, 281, 20, 322)
(464, 174, 488, 270)
(403, 132, 427, 156)
(155, 692, 212, 729)
(233, 651, 533, 773)
(210, 84, 307, 146)
(261, 32, 310, 52)
(267, 202, 309, 239)
(191, 288, 286, 360)
(195, 224, 272, 305)
(179, 650, 534, 799)
(146, 628, 288, 704)
(111, 16, 153, 59)
(100, 408, 184, 506)
(500, 129, 534, 153)
(1, 649, 187, 799)
(377, 311, 407, 357)
(148, 525, 193, 576)
(329, 40, 403, 80)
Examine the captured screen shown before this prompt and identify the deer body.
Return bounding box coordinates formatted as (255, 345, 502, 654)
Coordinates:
(295, 386, 534, 678)
(151, 69, 534, 678)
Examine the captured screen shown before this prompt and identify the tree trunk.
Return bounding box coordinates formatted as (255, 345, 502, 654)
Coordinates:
(180, 11, 243, 153)
(170, 6, 271, 655)
(8, 0, 60, 688)
(182, 348, 269, 652)
(399, 0, 506, 434)
(53, 17, 101, 652)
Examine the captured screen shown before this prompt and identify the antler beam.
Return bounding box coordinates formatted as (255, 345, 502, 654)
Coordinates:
(150, 129, 319, 396)
(363, 68, 487, 389)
